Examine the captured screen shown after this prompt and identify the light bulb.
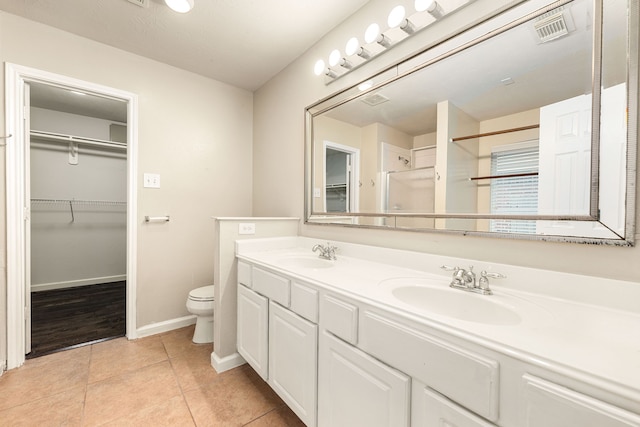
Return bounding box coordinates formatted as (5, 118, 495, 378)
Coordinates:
(164, 0, 194, 13)
(345, 37, 359, 56)
(329, 49, 341, 67)
(364, 23, 380, 44)
(414, 0, 434, 12)
(314, 60, 326, 76)
(388, 5, 406, 28)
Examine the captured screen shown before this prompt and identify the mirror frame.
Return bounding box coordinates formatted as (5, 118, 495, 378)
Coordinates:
(305, 0, 638, 245)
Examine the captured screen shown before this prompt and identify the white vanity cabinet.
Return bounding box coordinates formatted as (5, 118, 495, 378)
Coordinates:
(237, 283, 269, 380)
(318, 330, 411, 427)
(237, 246, 640, 427)
(269, 301, 318, 426)
(236, 261, 319, 427)
(520, 374, 640, 427)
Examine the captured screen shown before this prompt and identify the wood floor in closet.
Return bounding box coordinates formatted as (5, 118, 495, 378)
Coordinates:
(27, 281, 126, 358)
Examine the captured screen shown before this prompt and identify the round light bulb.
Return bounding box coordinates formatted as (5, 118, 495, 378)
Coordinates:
(328, 49, 341, 67)
(164, 0, 194, 13)
(314, 59, 326, 76)
(414, 0, 435, 12)
(388, 5, 406, 28)
(345, 37, 359, 56)
(364, 23, 380, 44)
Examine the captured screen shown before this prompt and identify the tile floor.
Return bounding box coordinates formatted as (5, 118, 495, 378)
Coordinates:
(0, 325, 305, 426)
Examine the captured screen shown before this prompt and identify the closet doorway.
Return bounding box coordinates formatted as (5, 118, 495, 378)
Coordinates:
(5, 64, 138, 368)
(28, 83, 128, 357)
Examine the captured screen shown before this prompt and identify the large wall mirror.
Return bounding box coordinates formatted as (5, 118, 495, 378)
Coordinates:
(305, 0, 638, 244)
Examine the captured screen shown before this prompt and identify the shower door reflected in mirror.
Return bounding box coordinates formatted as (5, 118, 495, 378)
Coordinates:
(305, 0, 637, 244)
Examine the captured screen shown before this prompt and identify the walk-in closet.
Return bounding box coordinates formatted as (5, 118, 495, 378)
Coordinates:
(27, 82, 128, 357)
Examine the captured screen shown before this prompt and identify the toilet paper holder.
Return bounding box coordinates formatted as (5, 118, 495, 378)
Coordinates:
(145, 215, 170, 223)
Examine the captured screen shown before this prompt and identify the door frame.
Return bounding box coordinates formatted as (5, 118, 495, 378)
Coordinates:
(323, 140, 360, 213)
(4, 63, 139, 369)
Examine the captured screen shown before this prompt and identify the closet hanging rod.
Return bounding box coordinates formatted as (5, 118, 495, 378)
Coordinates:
(469, 172, 539, 181)
(30, 130, 127, 150)
(450, 124, 539, 143)
(31, 198, 126, 206)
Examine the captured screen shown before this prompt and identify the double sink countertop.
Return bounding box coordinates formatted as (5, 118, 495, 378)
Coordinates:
(235, 236, 640, 405)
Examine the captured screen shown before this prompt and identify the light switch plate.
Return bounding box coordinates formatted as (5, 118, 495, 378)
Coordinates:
(314, 188, 321, 198)
(143, 173, 161, 188)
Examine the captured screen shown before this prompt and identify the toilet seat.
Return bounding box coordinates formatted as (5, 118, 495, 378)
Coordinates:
(188, 285, 215, 302)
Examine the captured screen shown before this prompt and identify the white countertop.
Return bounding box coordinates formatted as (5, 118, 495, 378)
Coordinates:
(236, 236, 640, 403)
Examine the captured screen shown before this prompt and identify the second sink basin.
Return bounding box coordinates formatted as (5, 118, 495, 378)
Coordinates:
(379, 278, 522, 325)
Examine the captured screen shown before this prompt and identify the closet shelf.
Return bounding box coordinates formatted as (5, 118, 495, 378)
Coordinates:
(30, 130, 126, 150)
(31, 198, 126, 206)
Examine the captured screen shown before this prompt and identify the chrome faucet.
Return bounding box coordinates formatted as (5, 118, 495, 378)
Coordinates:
(312, 242, 337, 260)
(441, 265, 504, 295)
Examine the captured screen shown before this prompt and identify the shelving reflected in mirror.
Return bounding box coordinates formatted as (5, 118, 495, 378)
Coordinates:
(305, 0, 637, 244)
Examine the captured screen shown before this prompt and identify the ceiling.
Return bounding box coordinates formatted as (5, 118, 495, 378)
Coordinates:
(0, 0, 370, 92)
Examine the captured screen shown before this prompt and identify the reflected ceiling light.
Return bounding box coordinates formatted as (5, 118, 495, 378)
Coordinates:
(388, 5, 406, 28)
(314, 59, 326, 76)
(364, 23, 380, 44)
(415, 0, 443, 19)
(345, 37, 360, 56)
(329, 49, 341, 67)
(164, 0, 194, 13)
(358, 80, 373, 91)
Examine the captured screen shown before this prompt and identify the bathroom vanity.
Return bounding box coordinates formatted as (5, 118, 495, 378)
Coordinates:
(236, 237, 640, 427)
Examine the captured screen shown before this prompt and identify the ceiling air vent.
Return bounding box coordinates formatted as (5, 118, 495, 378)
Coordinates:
(534, 8, 569, 43)
(127, 0, 150, 8)
(360, 93, 389, 106)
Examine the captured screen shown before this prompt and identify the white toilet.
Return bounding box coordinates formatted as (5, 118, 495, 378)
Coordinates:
(186, 285, 215, 344)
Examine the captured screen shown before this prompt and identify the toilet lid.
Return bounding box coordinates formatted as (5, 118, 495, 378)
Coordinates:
(189, 285, 215, 301)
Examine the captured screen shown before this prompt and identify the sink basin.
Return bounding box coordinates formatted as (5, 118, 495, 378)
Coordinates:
(277, 256, 334, 269)
(379, 278, 521, 325)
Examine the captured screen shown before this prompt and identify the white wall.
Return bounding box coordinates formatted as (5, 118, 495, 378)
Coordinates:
(0, 10, 254, 361)
(252, 0, 640, 284)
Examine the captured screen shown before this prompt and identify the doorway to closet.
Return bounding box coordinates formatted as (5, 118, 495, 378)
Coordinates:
(5, 63, 138, 369)
(26, 82, 128, 358)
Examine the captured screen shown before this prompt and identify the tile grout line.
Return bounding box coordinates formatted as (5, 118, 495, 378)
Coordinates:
(164, 333, 200, 426)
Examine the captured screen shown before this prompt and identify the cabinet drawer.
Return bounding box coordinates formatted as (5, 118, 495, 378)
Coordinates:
(237, 261, 252, 287)
(320, 294, 358, 345)
(252, 267, 290, 307)
(413, 382, 495, 427)
(290, 281, 319, 323)
(359, 310, 499, 421)
(521, 374, 640, 427)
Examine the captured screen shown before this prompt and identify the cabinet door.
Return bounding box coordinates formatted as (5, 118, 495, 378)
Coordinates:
(269, 302, 318, 427)
(522, 374, 640, 427)
(237, 284, 269, 380)
(412, 381, 495, 427)
(318, 331, 410, 427)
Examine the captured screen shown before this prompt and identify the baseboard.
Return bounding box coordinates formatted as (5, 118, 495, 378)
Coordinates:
(31, 275, 127, 292)
(135, 315, 197, 339)
(211, 351, 246, 373)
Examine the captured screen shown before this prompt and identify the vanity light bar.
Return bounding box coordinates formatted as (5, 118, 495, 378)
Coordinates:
(314, 0, 450, 82)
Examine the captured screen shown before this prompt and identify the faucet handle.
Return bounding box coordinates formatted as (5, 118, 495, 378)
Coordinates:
(478, 271, 505, 293)
(440, 265, 460, 272)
